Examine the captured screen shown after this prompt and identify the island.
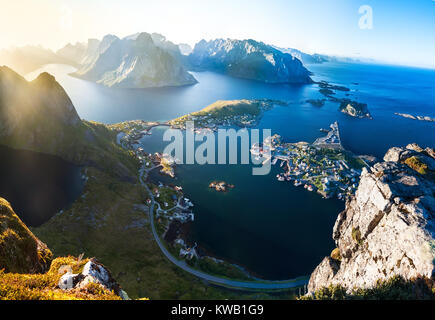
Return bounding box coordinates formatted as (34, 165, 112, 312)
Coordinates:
(209, 181, 235, 192)
(394, 112, 435, 122)
(316, 80, 372, 119)
(338, 99, 371, 119)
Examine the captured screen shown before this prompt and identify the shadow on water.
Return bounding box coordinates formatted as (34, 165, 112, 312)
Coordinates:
(0, 145, 84, 227)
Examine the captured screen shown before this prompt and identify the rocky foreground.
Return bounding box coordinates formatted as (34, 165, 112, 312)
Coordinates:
(308, 144, 435, 296)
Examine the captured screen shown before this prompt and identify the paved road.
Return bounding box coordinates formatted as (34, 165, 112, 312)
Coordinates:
(139, 166, 309, 290)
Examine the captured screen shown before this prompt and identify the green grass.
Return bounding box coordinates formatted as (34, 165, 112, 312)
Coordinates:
(405, 156, 428, 175)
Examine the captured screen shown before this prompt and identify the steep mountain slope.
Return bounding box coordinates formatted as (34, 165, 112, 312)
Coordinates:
(0, 66, 138, 178)
(72, 32, 197, 88)
(308, 144, 435, 296)
(0, 65, 80, 138)
(188, 38, 312, 84)
(0, 197, 52, 274)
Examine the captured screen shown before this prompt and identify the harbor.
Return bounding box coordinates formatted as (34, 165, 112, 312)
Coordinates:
(254, 122, 367, 200)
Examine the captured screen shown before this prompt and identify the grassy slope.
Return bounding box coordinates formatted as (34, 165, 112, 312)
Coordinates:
(0, 198, 52, 274)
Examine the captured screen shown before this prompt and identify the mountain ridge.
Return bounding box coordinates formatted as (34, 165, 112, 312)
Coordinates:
(188, 38, 312, 84)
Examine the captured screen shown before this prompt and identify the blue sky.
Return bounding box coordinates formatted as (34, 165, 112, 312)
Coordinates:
(1, 0, 434, 68)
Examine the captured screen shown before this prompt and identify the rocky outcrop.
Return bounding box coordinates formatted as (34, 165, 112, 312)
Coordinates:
(73, 32, 197, 88)
(188, 38, 312, 84)
(0, 198, 52, 273)
(308, 144, 435, 294)
(58, 259, 127, 298)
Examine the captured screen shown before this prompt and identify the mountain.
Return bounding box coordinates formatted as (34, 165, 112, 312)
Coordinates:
(56, 41, 88, 66)
(307, 144, 435, 298)
(272, 46, 328, 64)
(72, 32, 197, 88)
(0, 66, 138, 179)
(188, 38, 312, 84)
(0, 46, 70, 75)
(0, 66, 80, 136)
(178, 43, 193, 55)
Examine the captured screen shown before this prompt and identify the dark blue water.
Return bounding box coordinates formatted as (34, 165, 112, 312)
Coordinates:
(143, 126, 342, 279)
(25, 62, 435, 279)
(0, 145, 84, 227)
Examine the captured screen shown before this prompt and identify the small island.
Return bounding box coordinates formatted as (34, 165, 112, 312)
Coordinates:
(338, 99, 372, 119)
(209, 181, 235, 192)
(394, 112, 435, 122)
(316, 80, 372, 119)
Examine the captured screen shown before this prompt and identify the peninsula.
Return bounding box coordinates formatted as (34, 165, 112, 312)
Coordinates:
(169, 99, 289, 129)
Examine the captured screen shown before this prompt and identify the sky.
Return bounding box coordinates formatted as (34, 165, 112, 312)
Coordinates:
(1, 0, 434, 68)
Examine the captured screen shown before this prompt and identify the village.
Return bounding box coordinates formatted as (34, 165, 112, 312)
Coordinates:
(115, 121, 200, 260)
(251, 122, 368, 200)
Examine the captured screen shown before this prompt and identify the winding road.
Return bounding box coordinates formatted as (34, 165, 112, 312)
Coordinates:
(139, 165, 309, 290)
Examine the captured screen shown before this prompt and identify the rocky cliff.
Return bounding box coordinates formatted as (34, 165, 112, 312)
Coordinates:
(308, 144, 435, 295)
(188, 38, 312, 84)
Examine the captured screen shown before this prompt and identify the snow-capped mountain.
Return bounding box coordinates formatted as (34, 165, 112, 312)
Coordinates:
(71, 32, 197, 88)
(188, 39, 312, 84)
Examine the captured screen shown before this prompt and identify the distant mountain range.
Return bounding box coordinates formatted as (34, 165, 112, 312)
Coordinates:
(188, 38, 312, 84)
(1, 33, 373, 88)
(0, 46, 72, 75)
